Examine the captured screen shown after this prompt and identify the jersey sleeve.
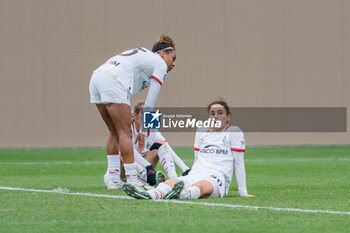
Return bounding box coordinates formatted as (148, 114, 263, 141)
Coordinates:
(140, 78, 162, 135)
(151, 58, 167, 85)
(193, 130, 201, 163)
(232, 150, 248, 197)
(229, 127, 245, 152)
(193, 131, 201, 152)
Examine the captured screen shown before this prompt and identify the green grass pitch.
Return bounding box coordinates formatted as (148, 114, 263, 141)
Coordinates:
(0, 146, 349, 232)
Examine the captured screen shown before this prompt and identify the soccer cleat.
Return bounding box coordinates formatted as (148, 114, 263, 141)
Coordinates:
(104, 172, 124, 190)
(122, 183, 151, 200)
(164, 181, 185, 200)
(107, 180, 124, 190)
(133, 179, 154, 191)
(156, 171, 167, 185)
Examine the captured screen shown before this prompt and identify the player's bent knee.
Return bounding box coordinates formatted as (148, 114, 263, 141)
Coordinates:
(193, 181, 215, 199)
(164, 178, 180, 188)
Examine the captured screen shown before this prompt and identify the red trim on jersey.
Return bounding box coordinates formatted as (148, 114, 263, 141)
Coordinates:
(193, 147, 200, 151)
(224, 125, 229, 131)
(151, 75, 163, 85)
(131, 122, 136, 136)
(163, 140, 167, 142)
(231, 147, 245, 152)
(147, 129, 150, 136)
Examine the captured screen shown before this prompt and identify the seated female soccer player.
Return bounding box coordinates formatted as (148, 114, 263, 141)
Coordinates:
(123, 99, 255, 199)
(131, 102, 190, 179)
(104, 102, 190, 189)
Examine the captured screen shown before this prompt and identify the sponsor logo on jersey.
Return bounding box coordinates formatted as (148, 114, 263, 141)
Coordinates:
(143, 110, 162, 129)
(200, 145, 228, 155)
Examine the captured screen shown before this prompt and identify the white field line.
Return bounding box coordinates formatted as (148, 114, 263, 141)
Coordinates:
(0, 186, 349, 216)
(0, 161, 106, 165)
(245, 158, 350, 162)
(0, 158, 349, 166)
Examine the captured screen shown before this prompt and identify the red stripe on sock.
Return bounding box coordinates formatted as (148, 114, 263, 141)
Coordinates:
(159, 190, 165, 199)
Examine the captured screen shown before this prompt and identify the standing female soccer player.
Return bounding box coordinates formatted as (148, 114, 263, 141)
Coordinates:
(123, 99, 255, 199)
(89, 34, 176, 189)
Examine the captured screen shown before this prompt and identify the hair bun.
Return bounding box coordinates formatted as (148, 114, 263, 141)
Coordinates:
(157, 34, 173, 44)
(152, 34, 176, 52)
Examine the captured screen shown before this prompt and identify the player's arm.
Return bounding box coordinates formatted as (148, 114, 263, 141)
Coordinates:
(232, 150, 248, 197)
(136, 79, 162, 151)
(193, 130, 201, 165)
(230, 130, 255, 197)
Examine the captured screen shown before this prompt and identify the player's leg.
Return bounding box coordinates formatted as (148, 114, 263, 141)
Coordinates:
(179, 181, 215, 199)
(96, 104, 122, 189)
(123, 178, 184, 200)
(143, 149, 158, 168)
(143, 145, 168, 184)
(166, 142, 190, 173)
(105, 103, 138, 184)
(155, 142, 177, 179)
(134, 150, 156, 186)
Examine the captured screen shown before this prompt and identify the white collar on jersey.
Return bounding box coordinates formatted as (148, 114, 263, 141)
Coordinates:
(208, 125, 230, 132)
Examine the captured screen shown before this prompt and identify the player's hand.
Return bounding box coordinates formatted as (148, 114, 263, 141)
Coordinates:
(135, 133, 145, 153)
(245, 194, 255, 198)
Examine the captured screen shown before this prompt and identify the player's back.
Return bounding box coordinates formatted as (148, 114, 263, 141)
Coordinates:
(100, 48, 163, 75)
(95, 47, 167, 95)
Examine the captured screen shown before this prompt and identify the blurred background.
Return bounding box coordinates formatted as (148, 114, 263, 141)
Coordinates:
(0, 0, 349, 147)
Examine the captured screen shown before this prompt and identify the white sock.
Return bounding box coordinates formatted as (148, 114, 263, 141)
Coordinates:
(136, 162, 147, 182)
(147, 183, 172, 200)
(166, 143, 189, 172)
(158, 144, 177, 179)
(134, 149, 151, 167)
(179, 186, 201, 199)
(107, 155, 120, 182)
(124, 162, 138, 184)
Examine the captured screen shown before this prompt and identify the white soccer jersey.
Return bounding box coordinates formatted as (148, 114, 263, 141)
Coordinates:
(131, 122, 166, 156)
(191, 125, 246, 197)
(94, 47, 167, 96)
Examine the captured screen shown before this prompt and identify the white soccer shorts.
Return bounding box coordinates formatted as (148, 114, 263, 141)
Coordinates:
(177, 171, 225, 198)
(89, 69, 132, 105)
